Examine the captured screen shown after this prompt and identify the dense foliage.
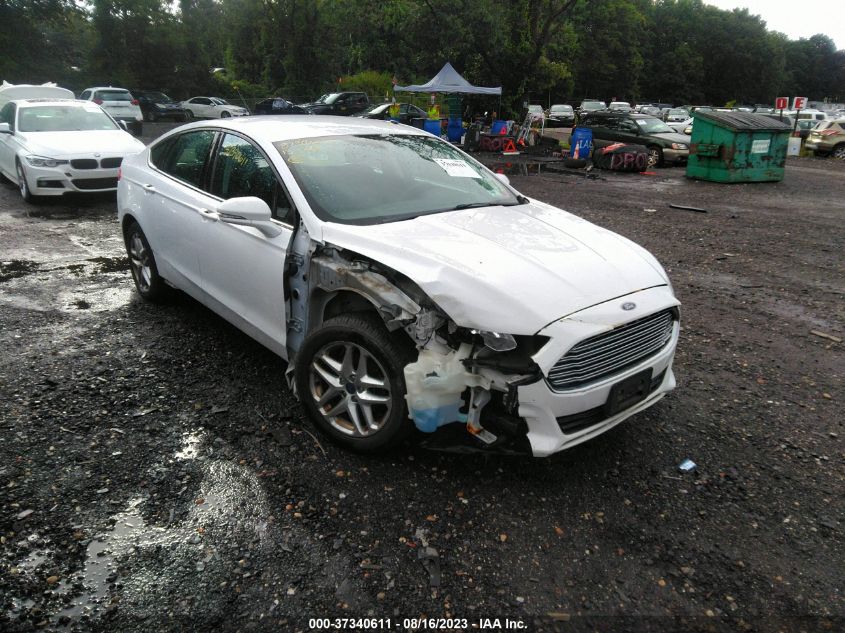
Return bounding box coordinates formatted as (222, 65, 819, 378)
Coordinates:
(2, 0, 843, 109)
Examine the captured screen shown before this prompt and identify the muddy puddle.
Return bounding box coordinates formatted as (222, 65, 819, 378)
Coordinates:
(5, 429, 278, 628)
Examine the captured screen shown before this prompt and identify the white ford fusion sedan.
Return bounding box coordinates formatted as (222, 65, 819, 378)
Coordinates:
(117, 116, 679, 456)
(0, 98, 146, 202)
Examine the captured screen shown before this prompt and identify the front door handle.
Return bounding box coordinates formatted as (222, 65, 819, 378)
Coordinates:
(142, 183, 156, 194)
(199, 208, 219, 221)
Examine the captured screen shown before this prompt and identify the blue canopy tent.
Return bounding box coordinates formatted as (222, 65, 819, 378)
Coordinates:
(394, 63, 502, 140)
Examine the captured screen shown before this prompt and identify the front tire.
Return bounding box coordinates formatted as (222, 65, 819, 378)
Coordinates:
(124, 221, 169, 302)
(295, 313, 414, 453)
(16, 160, 37, 203)
(185, 110, 194, 120)
(832, 144, 845, 160)
(221, 111, 231, 118)
(647, 145, 664, 168)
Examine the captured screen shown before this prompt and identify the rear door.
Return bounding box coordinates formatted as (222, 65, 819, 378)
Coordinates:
(137, 129, 218, 292)
(0, 103, 18, 179)
(195, 131, 294, 351)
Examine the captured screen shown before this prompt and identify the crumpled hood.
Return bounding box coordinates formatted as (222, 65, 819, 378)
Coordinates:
(21, 131, 146, 158)
(320, 200, 671, 334)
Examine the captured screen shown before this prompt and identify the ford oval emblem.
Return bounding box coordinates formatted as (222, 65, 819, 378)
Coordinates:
(622, 302, 636, 311)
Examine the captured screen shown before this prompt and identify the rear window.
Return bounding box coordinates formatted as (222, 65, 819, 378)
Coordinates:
(95, 90, 132, 102)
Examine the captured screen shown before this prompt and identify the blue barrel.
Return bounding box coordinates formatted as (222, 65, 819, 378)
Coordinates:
(570, 127, 593, 159)
(447, 118, 463, 142)
(491, 120, 508, 135)
(424, 119, 442, 136)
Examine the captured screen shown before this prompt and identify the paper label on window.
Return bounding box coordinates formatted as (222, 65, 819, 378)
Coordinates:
(434, 158, 478, 178)
(751, 139, 770, 154)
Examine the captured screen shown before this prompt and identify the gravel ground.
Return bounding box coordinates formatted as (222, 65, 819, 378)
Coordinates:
(0, 124, 843, 632)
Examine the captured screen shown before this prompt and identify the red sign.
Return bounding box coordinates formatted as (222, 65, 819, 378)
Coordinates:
(792, 96, 807, 110)
(775, 97, 788, 110)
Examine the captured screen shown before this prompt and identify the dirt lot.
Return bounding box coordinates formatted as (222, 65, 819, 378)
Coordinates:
(1, 124, 843, 632)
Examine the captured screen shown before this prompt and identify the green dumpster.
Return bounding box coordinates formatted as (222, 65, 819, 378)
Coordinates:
(686, 111, 791, 183)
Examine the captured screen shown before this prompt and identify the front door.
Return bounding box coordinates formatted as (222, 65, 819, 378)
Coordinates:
(198, 132, 293, 352)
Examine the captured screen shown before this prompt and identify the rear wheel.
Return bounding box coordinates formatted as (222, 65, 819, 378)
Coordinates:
(832, 144, 845, 160)
(124, 221, 169, 302)
(647, 145, 664, 168)
(295, 313, 414, 453)
(221, 111, 231, 118)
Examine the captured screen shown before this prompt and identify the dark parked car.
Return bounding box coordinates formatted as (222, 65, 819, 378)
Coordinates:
(299, 92, 370, 116)
(578, 111, 690, 167)
(253, 98, 308, 115)
(576, 99, 607, 121)
(546, 104, 575, 127)
(354, 102, 427, 124)
(133, 90, 188, 122)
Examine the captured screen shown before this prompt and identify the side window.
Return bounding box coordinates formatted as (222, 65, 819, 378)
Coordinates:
(150, 130, 216, 189)
(210, 133, 294, 224)
(618, 118, 637, 133)
(0, 103, 15, 130)
(80, 90, 91, 101)
(196, 98, 211, 105)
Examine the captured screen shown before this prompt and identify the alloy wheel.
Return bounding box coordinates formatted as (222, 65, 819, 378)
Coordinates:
(647, 147, 661, 168)
(308, 341, 392, 438)
(833, 145, 845, 160)
(17, 163, 28, 199)
(128, 233, 152, 292)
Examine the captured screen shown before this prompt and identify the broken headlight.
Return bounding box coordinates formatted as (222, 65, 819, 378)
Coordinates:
(474, 330, 517, 352)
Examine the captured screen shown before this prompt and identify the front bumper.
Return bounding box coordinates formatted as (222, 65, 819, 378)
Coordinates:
(663, 148, 689, 165)
(514, 286, 680, 457)
(23, 162, 121, 196)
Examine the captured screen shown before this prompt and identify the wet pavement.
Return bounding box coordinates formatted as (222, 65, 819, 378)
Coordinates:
(1, 128, 843, 632)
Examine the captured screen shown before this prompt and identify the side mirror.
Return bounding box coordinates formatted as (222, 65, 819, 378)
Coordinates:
(0, 122, 10, 134)
(494, 173, 510, 186)
(217, 197, 282, 237)
(118, 120, 128, 131)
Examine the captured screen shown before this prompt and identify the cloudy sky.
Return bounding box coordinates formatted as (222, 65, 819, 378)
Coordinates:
(704, 1, 843, 49)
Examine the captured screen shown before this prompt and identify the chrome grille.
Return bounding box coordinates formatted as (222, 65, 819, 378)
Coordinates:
(548, 309, 675, 390)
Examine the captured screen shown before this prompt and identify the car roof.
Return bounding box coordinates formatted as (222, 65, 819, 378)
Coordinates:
(161, 115, 429, 143)
(14, 98, 92, 107)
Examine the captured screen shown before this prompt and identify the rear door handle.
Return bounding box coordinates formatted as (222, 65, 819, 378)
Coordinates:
(199, 208, 219, 221)
(143, 184, 156, 194)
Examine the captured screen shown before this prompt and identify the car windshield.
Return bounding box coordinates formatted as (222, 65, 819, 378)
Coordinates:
(635, 117, 675, 134)
(96, 90, 132, 101)
(18, 105, 119, 132)
(145, 92, 173, 103)
(550, 105, 572, 113)
(669, 109, 688, 116)
(274, 134, 521, 225)
(316, 93, 342, 104)
(582, 101, 606, 110)
(363, 104, 390, 115)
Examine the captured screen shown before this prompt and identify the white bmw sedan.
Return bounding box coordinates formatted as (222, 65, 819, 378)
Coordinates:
(117, 116, 679, 456)
(0, 99, 145, 202)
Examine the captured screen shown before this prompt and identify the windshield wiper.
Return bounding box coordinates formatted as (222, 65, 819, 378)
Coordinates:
(452, 197, 527, 210)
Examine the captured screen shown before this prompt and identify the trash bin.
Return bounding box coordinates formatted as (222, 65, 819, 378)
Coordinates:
(686, 111, 791, 183)
(423, 119, 441, 136)
(447, 118, 463, 142)
(569, 127, 592, 159)
(410, 117, 426, 130)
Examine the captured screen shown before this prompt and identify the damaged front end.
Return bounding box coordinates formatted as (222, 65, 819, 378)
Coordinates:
(285, 235, 542, 455)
